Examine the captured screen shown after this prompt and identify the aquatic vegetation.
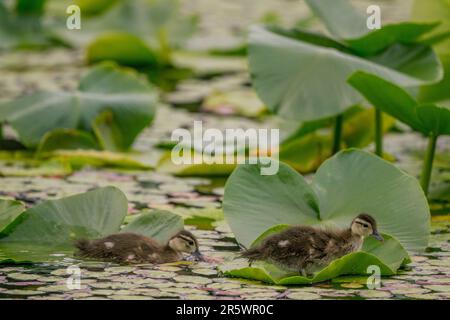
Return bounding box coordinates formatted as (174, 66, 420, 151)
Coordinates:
(0, 63, 157, 152)
(349, 72, 450, 196)
(221, 149, 429, 283)
(0, 187, 183, 263)
(0, 0, 448, 300)
(248, 0, 443, 156)
(0, 0, 61, 50)
(66, 0, 198, 65)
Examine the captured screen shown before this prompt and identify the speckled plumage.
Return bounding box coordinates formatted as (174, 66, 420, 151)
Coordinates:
(74, 230, 200, 264)
(241, 214, 382, 276)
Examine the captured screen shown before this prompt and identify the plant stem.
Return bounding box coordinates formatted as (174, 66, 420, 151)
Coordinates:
(374, 108, 383, 157)
(332, 114, 344, 154)
(420, 133, 438, 197)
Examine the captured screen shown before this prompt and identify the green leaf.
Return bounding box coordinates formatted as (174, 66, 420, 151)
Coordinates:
(412, 0, 450, 55)
(348, 71, 450, 136)
(412, 0, 450, 105)
(16, 0, 46, 15)
(305, 0, 440, 55)
(0, 1, 60, 50)
(248, 26, 442, 122)
(0, 199, 25, 235)
(0, 187, 128, 244)
(61, 0, 198, 58)
(223, 149, 430, 252)
(37, 129, 100, 154)
(0, 152, 72, 177)
(347, 22, 440, 56)
(221, 233, 410, 284)
(304, 0, 367, 39)
(87, 32, 159, 67)
(49, 149, 153, 170)
(92, 111, 123, 152)
(0, 63, 157, 150)
(121, 210, 183, 245)
(0, 188, 187, 263)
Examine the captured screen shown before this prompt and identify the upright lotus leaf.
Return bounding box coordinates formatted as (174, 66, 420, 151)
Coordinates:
(121, 210, 184, 245)
(15, 0, 46, 15)
(412, 0, 450, 106)
(223, 149, 430, 252)
(0, 199, 25, 235)
(0, 186, 128, 244)
(60, 0, 198, 61)
(0, 63, 157, 151)
(304, 0, 368, 40)
(348, 71, 450, 195)
(249, 26, 442, 122)
(304, 0, 440, 56)
(348, 72, 450, 136)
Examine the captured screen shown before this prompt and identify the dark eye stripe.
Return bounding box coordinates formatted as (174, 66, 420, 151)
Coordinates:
(179, 235, 195, 244)
(356, 221, 370, 228)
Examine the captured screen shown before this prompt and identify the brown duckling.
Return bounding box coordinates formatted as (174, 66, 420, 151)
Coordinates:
(74, 230, 203, 264)
(241, 213, 383, 277)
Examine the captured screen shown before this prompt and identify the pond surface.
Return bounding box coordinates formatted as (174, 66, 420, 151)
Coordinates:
(0, 0, 449, 300)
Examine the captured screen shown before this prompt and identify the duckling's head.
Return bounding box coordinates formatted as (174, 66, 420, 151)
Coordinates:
(351, 213, 383, 241)
(168, 230, 204, 261)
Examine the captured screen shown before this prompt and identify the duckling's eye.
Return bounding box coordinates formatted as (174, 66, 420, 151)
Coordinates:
(363, 224, 369, 228)
(188, 240, 194, 246)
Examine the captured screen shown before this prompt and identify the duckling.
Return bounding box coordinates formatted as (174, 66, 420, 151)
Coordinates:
(74, 230, 203, 264)
(241, 213, 383, 277)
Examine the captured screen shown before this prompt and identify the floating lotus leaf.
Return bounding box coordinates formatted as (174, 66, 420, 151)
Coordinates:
(0, 187, 184, 263)
(222, 149, 429, 282)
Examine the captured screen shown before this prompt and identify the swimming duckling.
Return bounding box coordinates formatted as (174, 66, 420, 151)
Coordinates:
(241, 213, 383, 277)
(74, 230, 203, 264)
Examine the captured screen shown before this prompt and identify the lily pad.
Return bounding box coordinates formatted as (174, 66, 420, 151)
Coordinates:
(0, 199, 25, 234)
(0, 187, 185, 263)
(223, 149, 430, 252)
(248, 24, 442, 122)
(0, 63, 157, 151)
(121, 210, 183, 245)
(1, 186, 127, 244)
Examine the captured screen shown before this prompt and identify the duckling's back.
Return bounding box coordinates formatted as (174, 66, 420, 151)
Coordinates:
(242, 225, 354, 274)
(74, 233, 164, 264)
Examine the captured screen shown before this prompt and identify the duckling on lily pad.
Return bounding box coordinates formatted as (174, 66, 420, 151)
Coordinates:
(74, 230, 204, 264)
(241, 213, 384, 277)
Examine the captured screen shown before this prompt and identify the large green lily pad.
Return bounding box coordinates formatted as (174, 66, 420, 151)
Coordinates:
(223, 149, 430, 252)
(249, 25, 442, 122)
(121, 210, 183, 245)
(0, 187, 184, 263)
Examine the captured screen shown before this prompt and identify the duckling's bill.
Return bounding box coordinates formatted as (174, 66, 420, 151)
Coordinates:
(372, 231, 384, 242)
